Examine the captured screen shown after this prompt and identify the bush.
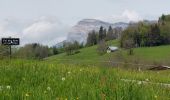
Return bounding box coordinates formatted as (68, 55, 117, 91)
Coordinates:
(97, 40, 107, 55)
(64, 41, 81, 56)
(16, 43, 50, 59)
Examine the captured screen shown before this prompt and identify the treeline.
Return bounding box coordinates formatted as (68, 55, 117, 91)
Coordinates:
(0, 43, 62, 59)
(86, 26, 122, 46)
(64, 41, 83, 55)
(121, 14, 170, 48)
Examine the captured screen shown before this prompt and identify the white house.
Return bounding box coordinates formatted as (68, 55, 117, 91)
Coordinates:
(107, 46, 118, 53)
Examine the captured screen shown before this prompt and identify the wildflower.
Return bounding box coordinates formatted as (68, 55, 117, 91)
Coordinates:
(6, 85, 11, 89)
(137, 81, 142, 85)
(25, 93, 29, 97)
(44, 91, 47, 94)
(62, 77, 66, 81)
(145, 78, 149, 82)
(47, 87, 51, 91)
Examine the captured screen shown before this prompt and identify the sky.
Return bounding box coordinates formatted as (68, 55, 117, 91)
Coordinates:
(0, 0, 170, 46)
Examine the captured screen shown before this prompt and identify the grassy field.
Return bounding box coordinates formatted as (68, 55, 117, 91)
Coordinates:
(0, 59, 170, 100)
(47, 40, 170, 67)
(1, 40, 170, 99)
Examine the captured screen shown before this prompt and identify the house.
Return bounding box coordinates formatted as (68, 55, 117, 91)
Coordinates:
(107, 46, 118, 53)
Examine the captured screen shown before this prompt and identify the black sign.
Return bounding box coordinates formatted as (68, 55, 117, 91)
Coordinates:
(1, 38, 20, 45)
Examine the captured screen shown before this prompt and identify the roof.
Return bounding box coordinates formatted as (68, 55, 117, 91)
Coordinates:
(108, 46, 118, 51)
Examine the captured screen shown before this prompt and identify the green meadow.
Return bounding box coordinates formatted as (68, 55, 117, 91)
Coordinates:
(0, 40, 170, 99)
(0, 60, 170, 100)
(48, 40, 170, 66)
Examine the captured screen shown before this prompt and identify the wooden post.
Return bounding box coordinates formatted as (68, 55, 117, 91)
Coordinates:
(1, 37, 20, 59)
(9, 37, 11, 59)
(9, 45, 11, 59)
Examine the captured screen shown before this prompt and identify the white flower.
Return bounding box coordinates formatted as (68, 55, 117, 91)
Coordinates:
(25, 93, 29, 97)
(145, 79, 149, 82)
(6, 85, 11, 89)
(137, 81, 142, 85)
(62, 77, 65, 81)
(47, 87, 51, 91)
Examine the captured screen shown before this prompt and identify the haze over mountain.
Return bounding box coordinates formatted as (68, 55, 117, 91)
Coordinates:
(54, 19, 128, 47)
(67, 19, 128, 44)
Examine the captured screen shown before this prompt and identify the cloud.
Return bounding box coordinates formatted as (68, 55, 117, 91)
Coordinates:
(0, 20, 21, 38)
(122, 10, 142, 22)
(0, 17, 69, 46)
(95, 9, 143, 23)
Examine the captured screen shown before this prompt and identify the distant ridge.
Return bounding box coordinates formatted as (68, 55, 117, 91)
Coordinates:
(66, 19, 128, 44)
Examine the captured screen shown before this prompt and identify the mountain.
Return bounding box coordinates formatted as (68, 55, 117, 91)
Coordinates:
(53, 40, 66, 48)
(66, 19, 128, 44)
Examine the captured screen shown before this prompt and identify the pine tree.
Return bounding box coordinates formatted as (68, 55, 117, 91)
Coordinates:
(99, 26, 104, 41)
(103, 28, 107, 40)
(106, 26, 114, 41)
(86, 30, 97, 46)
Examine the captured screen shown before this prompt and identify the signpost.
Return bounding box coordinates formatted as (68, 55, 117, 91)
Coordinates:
(1, 37, 20, 59)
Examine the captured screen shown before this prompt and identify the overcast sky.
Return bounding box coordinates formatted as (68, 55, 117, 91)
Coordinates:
(0, 0, 170, 46)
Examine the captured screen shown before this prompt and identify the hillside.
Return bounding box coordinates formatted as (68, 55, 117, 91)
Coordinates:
(47, 40, 170, 67)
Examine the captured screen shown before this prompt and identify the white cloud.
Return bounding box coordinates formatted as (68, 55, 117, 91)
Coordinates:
(0, 17, 69, 46)
(95, 9, 143, 23)
(122, 10, 142, 22)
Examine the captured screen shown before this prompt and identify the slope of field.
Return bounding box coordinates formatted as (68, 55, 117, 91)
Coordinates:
(0, 60, 170, 99)
(47, 40, 170, 66)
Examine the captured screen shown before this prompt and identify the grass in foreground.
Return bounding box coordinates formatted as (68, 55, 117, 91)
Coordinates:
(0, 60, 170, 100)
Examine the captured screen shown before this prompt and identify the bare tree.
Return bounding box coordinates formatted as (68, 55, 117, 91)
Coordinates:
(97, 40, 107, 55)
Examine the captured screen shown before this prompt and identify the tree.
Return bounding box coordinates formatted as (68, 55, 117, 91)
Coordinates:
(123, 39, 135, 55)
(106, 26, 113, 41)
(99, 26, 104, 41)
(86, 30, 97, 46)
(16, 43, 50, 59)
(64, 41, 81, 55)
(73, 41, 80, 53)
(103, 28, 107, 40)
(0, 45, 10, 59)
(52, 47, 59, 55)
(97, 40, 107, 55)
(146, 24, 162, 46)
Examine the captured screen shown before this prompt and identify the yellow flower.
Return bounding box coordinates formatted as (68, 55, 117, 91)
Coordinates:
(145, 78, 149, 82)
(154, 95, 157, 98)
(25, 93, 29, 97)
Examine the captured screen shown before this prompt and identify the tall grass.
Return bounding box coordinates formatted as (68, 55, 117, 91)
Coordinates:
(0, 60, 170, 100)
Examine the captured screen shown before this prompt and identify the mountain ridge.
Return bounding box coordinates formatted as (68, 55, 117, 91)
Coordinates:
(66, 19, 128, 44)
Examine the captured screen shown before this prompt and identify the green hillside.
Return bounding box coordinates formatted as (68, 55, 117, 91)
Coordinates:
(47, 40, 170, 67)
